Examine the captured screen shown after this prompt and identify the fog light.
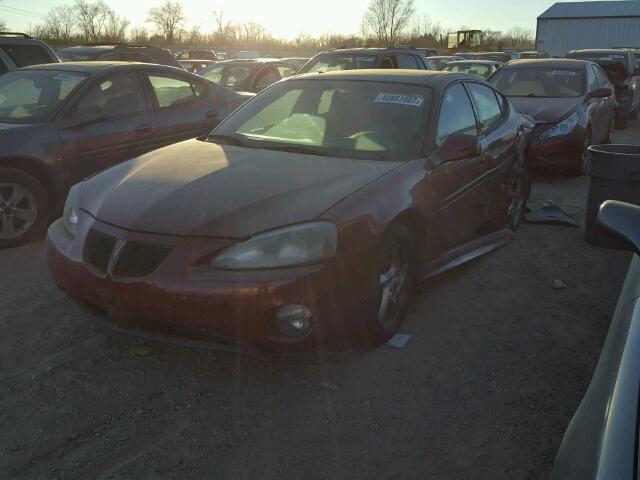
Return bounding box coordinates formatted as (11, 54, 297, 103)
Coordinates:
(275, 304, 313, 337)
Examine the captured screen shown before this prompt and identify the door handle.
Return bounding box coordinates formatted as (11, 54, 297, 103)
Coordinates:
(206, 110, 219, 119)
(135, 124, 153, 134)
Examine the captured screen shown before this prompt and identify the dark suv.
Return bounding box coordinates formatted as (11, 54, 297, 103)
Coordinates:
(298, 47, 432, 74)
(57, 44, 183, 69)
(0, 62, 249, 248)
(176, 50, 218, 61)
(0, 32, 59, 74)
(566, 49, 640, 128)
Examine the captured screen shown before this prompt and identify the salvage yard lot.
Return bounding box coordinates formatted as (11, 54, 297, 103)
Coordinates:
(1, 122, 638, 479)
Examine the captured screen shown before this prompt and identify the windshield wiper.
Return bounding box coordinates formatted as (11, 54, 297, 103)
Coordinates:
(207, 133, 245, 146)
(258, 145, 333, 157)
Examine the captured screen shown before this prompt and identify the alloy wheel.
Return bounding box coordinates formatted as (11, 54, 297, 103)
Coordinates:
(377, 243, 410, 330)
(0, 183, 37, 240)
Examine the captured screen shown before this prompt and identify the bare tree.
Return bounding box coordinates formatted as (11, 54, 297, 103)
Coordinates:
(0, 19, 7, 31)
(44, 5, 76, 43)
(362, 0, 415, 47)
(212, 10, 234, 45)
(147, 0, 184, 44)
(75, 0, 111, 42)
(129, 26, 150, 44)
(103, 9, 129, 42)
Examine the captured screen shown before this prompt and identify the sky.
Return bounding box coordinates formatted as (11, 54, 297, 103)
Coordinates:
(0, 0, 567, 39)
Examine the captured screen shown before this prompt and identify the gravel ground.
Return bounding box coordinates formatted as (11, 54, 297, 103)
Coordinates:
(1, 122, 638, 479)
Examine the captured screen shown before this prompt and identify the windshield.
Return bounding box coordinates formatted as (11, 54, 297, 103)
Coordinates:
(0, 70, 87, 123)
(302, 54, 378, 73)
(489, 67, 585, 98)
(199, 63, 252, 90)
(211, 79, 431, 161)
(444, 63, 492, 78)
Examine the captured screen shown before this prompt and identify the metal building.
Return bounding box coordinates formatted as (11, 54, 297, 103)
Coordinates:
(536, 1, 640, 56)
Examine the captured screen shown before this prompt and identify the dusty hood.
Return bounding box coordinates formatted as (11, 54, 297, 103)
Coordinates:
(80, 139, 401, 238)
(508, 97, 583, 124)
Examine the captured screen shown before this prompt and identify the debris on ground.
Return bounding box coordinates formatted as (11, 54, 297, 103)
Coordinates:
(386, 333, 413, 348)
(524, 205, 579, 227)
(320, 381, 340, 392)
(552, 279, 567, 290)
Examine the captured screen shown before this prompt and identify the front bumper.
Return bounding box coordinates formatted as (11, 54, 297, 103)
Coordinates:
(46, 216, 370, 345)
(525, 127, 586, 169)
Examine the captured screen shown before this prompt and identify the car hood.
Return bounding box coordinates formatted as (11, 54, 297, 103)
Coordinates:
(508, 97, 583, 123)
(80, 139, 401, 238)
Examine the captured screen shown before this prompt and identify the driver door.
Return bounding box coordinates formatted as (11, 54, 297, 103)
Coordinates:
(58, 72, 157, 186)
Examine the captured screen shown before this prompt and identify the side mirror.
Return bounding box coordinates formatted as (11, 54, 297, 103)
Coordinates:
(598, 200, 640, 255)
(435, 133, 481, 163)
(588, 87, 614, 100)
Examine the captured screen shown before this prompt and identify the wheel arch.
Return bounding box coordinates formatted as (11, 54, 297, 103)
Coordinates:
(387, 208, 430, 269)
(0, 157, 63, 212)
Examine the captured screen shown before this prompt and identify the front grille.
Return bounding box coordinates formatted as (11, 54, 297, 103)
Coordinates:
(113, 241, 173, 278)
(84, 229, 117, 274)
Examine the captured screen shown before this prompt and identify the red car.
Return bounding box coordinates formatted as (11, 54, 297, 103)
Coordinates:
(46, 70, 530, 348)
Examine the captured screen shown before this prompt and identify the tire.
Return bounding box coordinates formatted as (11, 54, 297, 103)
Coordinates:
(363, 224, 418, 345)
(604, 117, 616, 144)
(507, 169, 530, 231)
(569, 130, 591, 177)
(0, 167, 49, 249)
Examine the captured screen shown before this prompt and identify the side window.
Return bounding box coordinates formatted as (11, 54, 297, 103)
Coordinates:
(466, 83, 503, 134)
(101, 52, 155, 63)
(254, 67, 281, 90)
(587, 65, 599, 91)
(277, 65, 298, 78)
(148, 75, 200, 108)
(412, 55, 427, 69)
(495, 91, 508, 115)
(0, 58, 8, 75)
(397, 54, 419, 69)
(436, 83, 478, 146)
(0, 45, 53, 68)
(70, 73, 146, 120)
(380, 56, 396, 69)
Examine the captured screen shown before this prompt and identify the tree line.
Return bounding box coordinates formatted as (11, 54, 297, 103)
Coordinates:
(1, 0, 534, 51)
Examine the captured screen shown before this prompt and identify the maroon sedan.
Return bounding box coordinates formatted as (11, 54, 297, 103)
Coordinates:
(489, 59, 616, 176)
(46, 70, 530, 348)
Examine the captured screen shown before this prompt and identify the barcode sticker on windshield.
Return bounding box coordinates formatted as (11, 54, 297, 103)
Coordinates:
(375, 93, 424, 107)
(53, 73, 85, 82)
(552, 70, 577, 76)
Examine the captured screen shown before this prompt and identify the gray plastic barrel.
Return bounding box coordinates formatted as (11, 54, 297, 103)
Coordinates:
(585, 144, 640, 248)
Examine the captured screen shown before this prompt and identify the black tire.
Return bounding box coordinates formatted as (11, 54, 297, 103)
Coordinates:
(363, 224, 418, 345)
(569, 130, 591, 177)
(0, 167, 49, 249)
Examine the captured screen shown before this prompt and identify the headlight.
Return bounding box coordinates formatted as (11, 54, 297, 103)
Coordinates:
(540, 112, 578, 139)
(62, 185, 80, 237)
(212, 222, 337, 270)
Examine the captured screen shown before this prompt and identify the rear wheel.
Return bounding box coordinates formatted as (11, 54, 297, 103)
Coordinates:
(364, 224, 417, 345)
(0, 168, 49, 249)
(569, 130, 591, 177)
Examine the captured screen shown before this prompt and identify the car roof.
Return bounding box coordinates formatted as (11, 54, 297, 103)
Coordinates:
(569, 48, 629, 54)
(501, 58, 589, 69)
(447, 60, 503, 65)
(320, 47, 420, 55)
(23, 61, 183, 74)
(293, 69, 472, 87)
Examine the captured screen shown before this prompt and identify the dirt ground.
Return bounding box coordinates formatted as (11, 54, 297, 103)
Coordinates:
(1, 122, 638, 480)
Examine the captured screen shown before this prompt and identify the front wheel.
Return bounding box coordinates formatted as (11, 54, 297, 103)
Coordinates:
(0, 167, 49, 249)
(364, 224, 417, 345)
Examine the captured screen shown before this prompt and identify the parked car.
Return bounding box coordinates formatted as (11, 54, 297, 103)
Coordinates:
(442, 60, 503, 78)
(0, 32, 59, 74)
(464, 52, 515, 63)
(175, 49, 218, 61)
(417, 48, 442, 57)
(46, 70, 530, 348)
(565, 49, 640, 129)
(57, 45, 183, 69)
(0, 62, 250, 248)
(518, 50, 550, 59)
(179, 59, 217, 74)
(198, 59, 299, 93)
(489, 59, 616, 175)
(427, 55, 465, 70)
(281, 57, 309, 69)
(551, 200, 640, 480)
(298, 47, 432, 74)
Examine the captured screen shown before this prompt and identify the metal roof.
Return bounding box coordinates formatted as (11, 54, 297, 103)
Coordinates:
(539, 1, 640, 19)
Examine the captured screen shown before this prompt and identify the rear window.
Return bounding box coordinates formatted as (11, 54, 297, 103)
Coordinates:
(490, 67, 585, 98)
(1, 45, 55, 68)
(567, 51, 629, 69)
(301, 54, 378, 73)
